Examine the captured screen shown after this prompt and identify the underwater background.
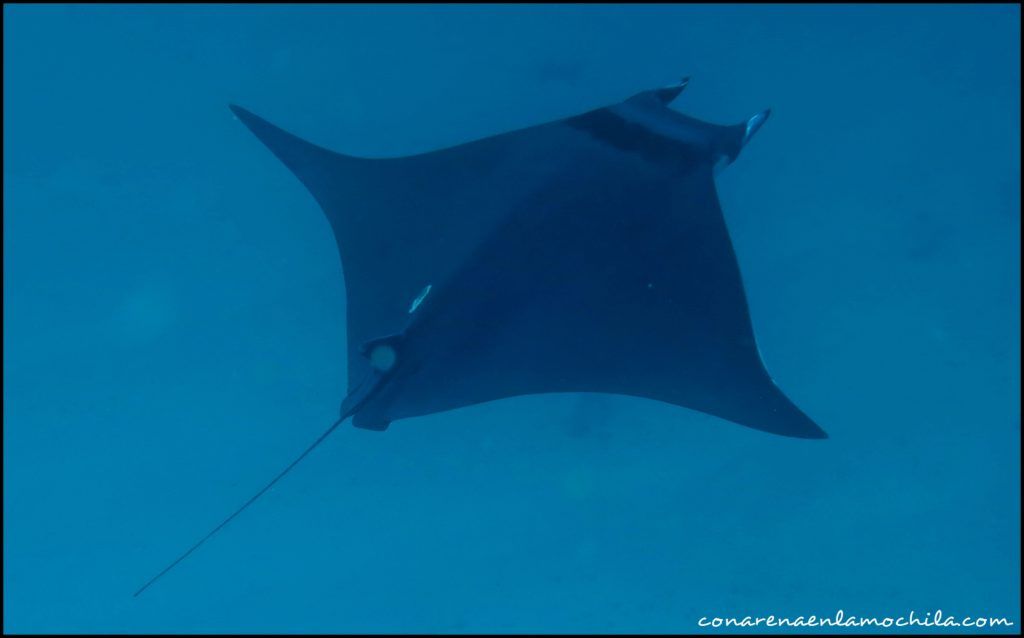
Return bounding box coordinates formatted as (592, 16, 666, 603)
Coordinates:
(3, 4, 1020, 634)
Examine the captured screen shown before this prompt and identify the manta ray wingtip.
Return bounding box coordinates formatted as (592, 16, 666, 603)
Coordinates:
(803, 423, 829, 440)
(228, 103, 259, 124)
(790, 411, 828, 440)
(773, 416, 828, 440)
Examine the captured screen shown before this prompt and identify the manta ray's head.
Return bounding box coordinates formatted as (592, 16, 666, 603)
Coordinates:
(601, 80, 772, 175)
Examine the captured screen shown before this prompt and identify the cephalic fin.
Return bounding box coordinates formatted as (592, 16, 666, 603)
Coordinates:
(742, 109, 771, 146)
(652, 77, 690, 104)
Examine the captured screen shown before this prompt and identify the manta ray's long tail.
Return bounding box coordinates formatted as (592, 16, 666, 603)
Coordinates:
(132, 414, 346, 597)
(133, 373, 382, 597)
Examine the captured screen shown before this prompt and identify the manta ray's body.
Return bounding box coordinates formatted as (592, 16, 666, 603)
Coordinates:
(230, 79, 822, 439)
(136, 80, 824, 596)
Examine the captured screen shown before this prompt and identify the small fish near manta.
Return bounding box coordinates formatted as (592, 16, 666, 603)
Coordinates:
(134, 78, 826, 596)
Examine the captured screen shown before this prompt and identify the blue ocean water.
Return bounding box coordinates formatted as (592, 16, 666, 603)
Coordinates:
(3, 4, 1020, 634)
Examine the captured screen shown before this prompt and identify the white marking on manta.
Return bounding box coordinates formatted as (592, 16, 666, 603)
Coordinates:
(407, 284, 432, 315)
(408, 284, 432, 313)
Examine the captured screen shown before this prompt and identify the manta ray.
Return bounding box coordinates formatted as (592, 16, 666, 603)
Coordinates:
(135, 78, 825, 596)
